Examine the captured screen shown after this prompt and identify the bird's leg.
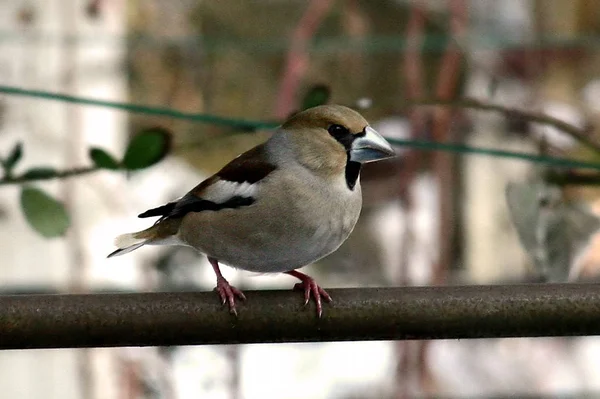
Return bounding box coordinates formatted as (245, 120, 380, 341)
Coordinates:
(208, 257, 246, 315)
(285, 270, 332, 317)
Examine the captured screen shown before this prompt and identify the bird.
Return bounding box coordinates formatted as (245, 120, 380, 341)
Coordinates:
(108, 104, 395, 317)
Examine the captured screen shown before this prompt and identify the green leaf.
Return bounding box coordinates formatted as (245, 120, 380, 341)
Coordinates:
(20, 186, 70, 238)
(301, 84, 330, 110)
(122, 127, 171, 170)
(89, 147, 120, 170)
(21, 167, 58, 180)
(4, 142, 23, 171)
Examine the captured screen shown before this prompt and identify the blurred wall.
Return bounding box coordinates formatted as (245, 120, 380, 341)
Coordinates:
(0, 1, 127, 398)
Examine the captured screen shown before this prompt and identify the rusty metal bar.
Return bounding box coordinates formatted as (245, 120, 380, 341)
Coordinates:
(1, 284, 600, 349)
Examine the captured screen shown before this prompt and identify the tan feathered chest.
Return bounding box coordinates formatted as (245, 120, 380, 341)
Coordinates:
(178, 165, 362, 272)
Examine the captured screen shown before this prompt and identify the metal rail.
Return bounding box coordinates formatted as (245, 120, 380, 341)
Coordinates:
(1, 283, 600, 350)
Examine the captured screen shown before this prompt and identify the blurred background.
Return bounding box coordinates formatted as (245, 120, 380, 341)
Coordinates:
(3, 0, 600, 398)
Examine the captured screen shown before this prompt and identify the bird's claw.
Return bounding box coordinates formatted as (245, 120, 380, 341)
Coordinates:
(214, 278, 246, 315)
(293, 279, 332, 318)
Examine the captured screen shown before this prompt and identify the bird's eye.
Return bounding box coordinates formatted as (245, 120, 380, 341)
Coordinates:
(327, 124, 355, 150)
(327, 124, 350, 139)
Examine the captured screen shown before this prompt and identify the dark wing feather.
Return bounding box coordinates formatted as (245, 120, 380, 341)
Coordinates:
(167, 195, 256, 218)
(214, 144, 277, 184)
(137, 144, 276, 220)
(138, 202, 176, 218)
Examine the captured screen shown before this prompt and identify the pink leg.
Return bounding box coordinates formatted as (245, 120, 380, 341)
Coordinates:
(285, 270, 332, 317)
(208, 257, 246, 315)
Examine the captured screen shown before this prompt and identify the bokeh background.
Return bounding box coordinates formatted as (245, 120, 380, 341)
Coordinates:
(3, 0, 600, 398)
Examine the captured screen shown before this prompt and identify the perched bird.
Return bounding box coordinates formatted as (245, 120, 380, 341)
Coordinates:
(109, 105, 395, 316)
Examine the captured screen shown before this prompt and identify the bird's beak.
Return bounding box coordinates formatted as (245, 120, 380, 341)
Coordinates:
(350, 126, 396, 163)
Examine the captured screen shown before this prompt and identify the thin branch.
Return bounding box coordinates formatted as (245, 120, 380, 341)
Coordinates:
(2, 284, 600, 349)
(409, 97, 600, 152)
(0, 166, 97, 186)
(546, 171, 600, 186)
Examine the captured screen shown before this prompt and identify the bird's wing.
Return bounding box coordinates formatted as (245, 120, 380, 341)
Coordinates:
(138, 144, 277, 220)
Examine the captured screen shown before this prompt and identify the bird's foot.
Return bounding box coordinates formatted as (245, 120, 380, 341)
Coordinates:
(214, 278, 246, 316)
(287, 270, 332, 317)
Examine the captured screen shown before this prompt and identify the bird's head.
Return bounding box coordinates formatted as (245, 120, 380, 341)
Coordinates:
(280, 105, 395, 176)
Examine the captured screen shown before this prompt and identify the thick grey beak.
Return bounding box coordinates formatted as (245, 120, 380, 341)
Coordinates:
(350, 126, 395, 163)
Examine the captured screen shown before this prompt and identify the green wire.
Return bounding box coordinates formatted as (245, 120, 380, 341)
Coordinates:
(2, 84, 600, 172)
(0, 85, 276, 130)
(389, 139, 600, 171)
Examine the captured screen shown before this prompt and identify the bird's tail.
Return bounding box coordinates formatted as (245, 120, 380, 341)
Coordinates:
(107, 218, 181, 258)
(107, 226, 154, 258)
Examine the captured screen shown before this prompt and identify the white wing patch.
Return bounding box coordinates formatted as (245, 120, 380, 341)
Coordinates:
(202, 180, 258, 203)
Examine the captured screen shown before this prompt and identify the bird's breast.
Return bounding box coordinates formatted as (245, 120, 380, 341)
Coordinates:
(178, 170, 362, 273)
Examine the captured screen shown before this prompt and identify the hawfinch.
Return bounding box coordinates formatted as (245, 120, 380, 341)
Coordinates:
(109, 105, 395, 316)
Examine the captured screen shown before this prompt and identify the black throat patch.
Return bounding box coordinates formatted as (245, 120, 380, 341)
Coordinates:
(345, 158, 361, 190)
(341, 129, 365, 190)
